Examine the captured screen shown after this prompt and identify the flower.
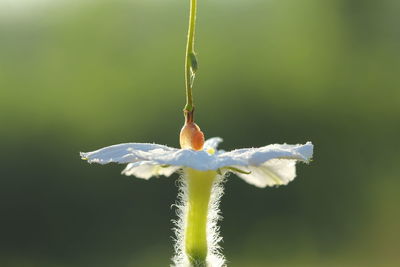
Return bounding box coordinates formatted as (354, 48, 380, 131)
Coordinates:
(80, 137, 313, 188)
(80, 110, 314, 266)
(81, 136, 313, 267)
(81, 136, 313, 266)
(80, 119, 313, 267)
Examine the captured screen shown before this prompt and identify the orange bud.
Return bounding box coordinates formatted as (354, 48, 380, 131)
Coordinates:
(180, 122, 205, 150)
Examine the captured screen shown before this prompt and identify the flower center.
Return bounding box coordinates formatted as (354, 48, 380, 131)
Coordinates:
(207, 148, 215, 155)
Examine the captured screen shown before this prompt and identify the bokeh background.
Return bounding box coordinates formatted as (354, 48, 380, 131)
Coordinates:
(1, 0, 399, 266)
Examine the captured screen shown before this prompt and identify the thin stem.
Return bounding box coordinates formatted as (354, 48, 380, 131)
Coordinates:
(184, 0, 197, 112)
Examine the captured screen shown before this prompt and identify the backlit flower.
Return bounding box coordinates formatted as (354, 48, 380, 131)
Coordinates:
(81, 130, 313, 267)
(80, 137, 313, 188)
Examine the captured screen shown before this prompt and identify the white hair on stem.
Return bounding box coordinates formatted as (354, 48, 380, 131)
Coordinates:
(171, 170, 226, 267)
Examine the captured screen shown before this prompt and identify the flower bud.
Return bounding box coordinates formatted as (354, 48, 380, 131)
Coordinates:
(180, 122, 204, 150)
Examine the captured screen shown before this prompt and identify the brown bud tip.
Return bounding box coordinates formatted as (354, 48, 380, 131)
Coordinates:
(180, 122, 205, 150)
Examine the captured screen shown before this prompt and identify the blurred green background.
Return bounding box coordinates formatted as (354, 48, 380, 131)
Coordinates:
(1, 0, 399, 266)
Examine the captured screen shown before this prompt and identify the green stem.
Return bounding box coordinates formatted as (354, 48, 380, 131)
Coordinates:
(185, 168, 216, 265)
(184, 0, 197, 112)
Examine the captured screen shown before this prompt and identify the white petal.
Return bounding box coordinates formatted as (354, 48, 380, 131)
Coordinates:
(121, 161, 180, 179)
(145, 149, 218, 170)
(214, 142, 313, 168)
(233, 159, 297, 188)
(221, 142, 313, 187)
(138, 142, 313, 171)
(203, 137, 223, 150)
(81, 142, 313, 180)
(80, 143, 177, 164)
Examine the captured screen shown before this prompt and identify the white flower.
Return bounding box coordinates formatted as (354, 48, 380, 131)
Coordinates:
(80, 137, 313, 188)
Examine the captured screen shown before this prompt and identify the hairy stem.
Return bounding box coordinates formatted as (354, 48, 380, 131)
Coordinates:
(185, 169, 216, 265)
(172, 168, 225, 267)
